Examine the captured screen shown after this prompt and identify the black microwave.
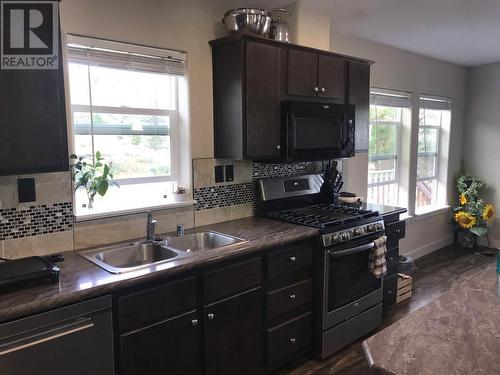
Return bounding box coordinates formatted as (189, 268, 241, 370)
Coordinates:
(282, 101, 355, 161)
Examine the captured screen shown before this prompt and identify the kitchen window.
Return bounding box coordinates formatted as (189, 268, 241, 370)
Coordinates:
(367, 89, 410, 206)
(66, 35, 189, 218)
(415, 95, 451, 213)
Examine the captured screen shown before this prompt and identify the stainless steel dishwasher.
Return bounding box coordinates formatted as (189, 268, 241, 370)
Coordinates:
(0, 295, 114, 375)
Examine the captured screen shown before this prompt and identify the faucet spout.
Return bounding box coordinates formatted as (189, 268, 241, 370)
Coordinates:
(146, 211, 157, 241)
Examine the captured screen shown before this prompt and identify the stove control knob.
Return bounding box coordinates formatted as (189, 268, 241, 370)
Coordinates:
(331, 234, 341, 244)
(354, 227, 365, 237)
(367, 224, 376, 233)
(341, 232, 350, 242)
(375, 223, 384, 231)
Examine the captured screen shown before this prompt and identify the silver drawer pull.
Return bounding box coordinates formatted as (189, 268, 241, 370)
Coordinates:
(192, 319, 198, 326)
(289, 256, 296, 262)
(0, 318, 94, 357)
(289, 294, 296, 301)
(290, 337, 296, 344)
(207, 313, 215, 320)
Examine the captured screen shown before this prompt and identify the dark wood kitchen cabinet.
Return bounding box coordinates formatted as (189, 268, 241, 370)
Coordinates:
(348, 62, 371, 152)
(211, 38, 282, 160)
(0, 2, 68, 176)
(210, 34, 373, 161)
(288, 49, 344, 99)
(204, 288, 262, 375)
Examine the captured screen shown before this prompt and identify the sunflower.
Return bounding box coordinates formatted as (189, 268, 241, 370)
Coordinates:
(454, 211, 477, 229)
(482, 204, 495, 222)
(459, 194, 467, 205)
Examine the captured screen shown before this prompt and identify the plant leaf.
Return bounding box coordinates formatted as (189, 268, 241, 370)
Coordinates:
(97, 180, 109, 196)
(470, 226, 488, 237)
(102, 164, 110, 180)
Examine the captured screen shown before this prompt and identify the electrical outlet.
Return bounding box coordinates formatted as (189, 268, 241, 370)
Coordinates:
(225, 165, 234, 182)
(215, 165, 224, 183)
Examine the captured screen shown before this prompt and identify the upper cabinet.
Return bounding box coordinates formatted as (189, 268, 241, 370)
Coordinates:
(288, 49, 344, 99)
(0, 3, 68, 176)
(210, 35, 372, 160)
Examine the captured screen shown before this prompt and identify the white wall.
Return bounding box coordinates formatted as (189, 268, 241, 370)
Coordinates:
(464, 62, 500, 244)
(330, 31, 468, 257)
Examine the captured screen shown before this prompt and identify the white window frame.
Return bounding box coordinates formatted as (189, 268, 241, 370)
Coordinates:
(367, 88, 410, 206)
(66, 35, 186, 186)
(415, 95, 451, 212)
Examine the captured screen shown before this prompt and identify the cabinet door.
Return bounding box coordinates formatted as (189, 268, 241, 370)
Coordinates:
(0, 41, 68, 175)
(246, 42, 282, 159)
(204, 288, 262, 375)
(317, 55, 345, 99)
(287, 49, 318, 97)
(348, 62, 371, 152)
(120, 310, 201, 375)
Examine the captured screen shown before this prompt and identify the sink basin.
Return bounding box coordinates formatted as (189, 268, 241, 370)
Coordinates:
(165, 231, 247, 253)
(81, 242, 184, 274)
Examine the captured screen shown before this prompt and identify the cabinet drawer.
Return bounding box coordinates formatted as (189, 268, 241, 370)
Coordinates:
(385, 247, 399, 276)
(118, 277, 196, 332)
(267, 279, 312, 319)
(386, 221, 405, 241)
(204, 257, 261, 303)
(267, 312, 312, 365)
(383, 274, 398, 307)
(267, 243, 312, 279)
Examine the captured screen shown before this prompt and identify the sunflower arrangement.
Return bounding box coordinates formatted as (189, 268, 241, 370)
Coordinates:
(454, 173, 495, 238)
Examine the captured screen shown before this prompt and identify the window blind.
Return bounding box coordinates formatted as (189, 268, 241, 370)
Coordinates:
(420, 95, 451, 111)
(66, 35, 186, 76)
(370, 88, 411, 108)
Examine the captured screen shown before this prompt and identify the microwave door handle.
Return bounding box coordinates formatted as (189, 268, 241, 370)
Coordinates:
(341, 116, 348, 146)
(330, 242, 375, 258)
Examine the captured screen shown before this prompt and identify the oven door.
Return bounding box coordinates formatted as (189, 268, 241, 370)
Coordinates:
(283, 101, 355, 161)
(323, 236, 383, 330)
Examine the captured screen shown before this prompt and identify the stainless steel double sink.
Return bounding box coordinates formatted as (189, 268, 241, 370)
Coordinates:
(80, 231, 247, 274)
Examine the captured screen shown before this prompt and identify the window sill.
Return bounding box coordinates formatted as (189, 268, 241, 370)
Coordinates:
(413, 205, 450, 221)
(74, 199, 196, 222)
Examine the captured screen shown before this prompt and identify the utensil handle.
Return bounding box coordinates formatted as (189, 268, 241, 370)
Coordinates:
(269, 8, 291, 15)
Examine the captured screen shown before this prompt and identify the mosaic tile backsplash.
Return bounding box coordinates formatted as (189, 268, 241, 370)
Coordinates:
(0, 202, 73, 241)
(194, 161, 320, 211)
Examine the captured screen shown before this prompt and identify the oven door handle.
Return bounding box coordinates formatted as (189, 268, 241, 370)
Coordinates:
(329, 242, 375, 258)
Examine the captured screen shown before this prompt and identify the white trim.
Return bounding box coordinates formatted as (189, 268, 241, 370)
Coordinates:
(74, 199, 196, 222)
(414, 205, 450, 220)
(402, 235, 454, 260)
(67, 34, 186, 61)
(71, 104, 175, 117)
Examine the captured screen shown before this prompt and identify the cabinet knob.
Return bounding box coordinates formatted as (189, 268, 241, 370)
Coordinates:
(313, 86, 319, 92)
(290, 256, 296, 262)
(289, 294, 296, 301)
(321, 87, 326, 93)
(192, 319, 198, 326)
(290, 338, 297, 344)
(276, 144, 280, 150)
(387, 291, 393, 295)
(207, 313, 215, 320)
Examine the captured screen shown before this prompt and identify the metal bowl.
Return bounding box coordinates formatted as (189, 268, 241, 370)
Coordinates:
(222, 8, 272, 36)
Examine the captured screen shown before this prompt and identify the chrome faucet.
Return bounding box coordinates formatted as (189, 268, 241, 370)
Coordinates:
(146, 211, 157, 241)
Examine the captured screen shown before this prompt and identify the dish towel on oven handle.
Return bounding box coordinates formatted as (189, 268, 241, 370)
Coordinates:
(369, 236, 387, 278)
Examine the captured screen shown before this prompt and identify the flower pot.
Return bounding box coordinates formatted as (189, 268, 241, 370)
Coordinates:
(457, 230, 477, 249)
(172, 192, 188, 202)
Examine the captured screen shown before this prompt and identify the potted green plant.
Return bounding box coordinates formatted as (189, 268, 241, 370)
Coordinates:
(172, 186, 188, 202)
(453, 172, 495, 251)
(70, 151, 118, 209)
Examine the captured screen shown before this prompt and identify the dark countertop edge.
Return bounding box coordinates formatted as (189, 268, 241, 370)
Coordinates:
(362, 203, 408, 217)
(0, 223, 319, 323)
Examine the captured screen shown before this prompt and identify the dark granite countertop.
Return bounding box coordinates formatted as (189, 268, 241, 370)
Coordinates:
(363, 263, 500, 375)
(361, 203, 407, 218)
(0, 217, 318, 323)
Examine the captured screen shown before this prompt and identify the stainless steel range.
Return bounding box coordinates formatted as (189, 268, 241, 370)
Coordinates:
(258, 174, 385, 359)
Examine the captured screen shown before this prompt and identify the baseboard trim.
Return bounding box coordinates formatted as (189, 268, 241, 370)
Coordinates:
(402, 235, 454, 260)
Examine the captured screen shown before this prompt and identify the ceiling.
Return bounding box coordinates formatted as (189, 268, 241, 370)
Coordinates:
(320, 0, 500, 67)
(216, 0, 500, 66)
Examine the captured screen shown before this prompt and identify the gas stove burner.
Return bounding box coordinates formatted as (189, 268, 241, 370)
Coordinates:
(267, 204, 379, 230)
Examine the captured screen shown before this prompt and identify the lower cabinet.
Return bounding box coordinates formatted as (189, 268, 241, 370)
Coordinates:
(119, 310, 201, 375)
(204, 288, 262, 375)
